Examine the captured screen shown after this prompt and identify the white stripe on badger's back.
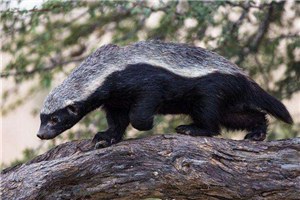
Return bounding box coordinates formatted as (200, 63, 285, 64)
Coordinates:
(41, 40, 245, 114)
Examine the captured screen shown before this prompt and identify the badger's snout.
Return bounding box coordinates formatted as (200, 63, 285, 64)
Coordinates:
(37, 127, 56, 140)
(36, 132, 44, 139)
(37, 129, 49, 140)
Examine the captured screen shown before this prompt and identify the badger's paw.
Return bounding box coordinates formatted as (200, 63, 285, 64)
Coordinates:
(175, 124, 217, 137)
(175, 125, 192, 135)
(91, 132, 117, 149)
(244, 131, 266, 141)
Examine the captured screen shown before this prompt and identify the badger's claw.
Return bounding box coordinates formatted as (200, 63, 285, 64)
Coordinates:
(244, 131, 266, 141)
(176, 124, 220, 137)
(92, 131, 119, 149)
(94, 140, 110, 149)
(175, 125, 191, 135)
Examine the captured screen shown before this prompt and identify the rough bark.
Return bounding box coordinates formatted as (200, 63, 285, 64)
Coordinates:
(1, 134, 300, 200)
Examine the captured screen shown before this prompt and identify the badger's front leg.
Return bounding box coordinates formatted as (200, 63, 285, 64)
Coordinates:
(92, 105, 129, 149)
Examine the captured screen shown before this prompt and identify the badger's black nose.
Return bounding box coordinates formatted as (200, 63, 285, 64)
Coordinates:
(37, 129, 47, 140)
(37, 133, 44, 139)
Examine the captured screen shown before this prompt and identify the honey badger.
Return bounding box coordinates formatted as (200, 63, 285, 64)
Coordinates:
(37, 40, 293, 148)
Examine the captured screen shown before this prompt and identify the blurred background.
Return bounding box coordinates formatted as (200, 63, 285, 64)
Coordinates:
(1, 0, 299, 169)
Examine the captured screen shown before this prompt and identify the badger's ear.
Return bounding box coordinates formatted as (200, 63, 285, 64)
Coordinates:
(67, 105, 78, 115)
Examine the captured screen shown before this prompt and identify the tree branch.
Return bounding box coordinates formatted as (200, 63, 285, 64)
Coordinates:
(254, 54, 271, 91)
(0, 57, 85, 78)
(212, 7, 249, 52)
(132, 2, 183, 16)
(0, 2, 91, 14)
(236, 2, 278, 66)
(1, 134, 299, 199)
(225, 1, 271, 10)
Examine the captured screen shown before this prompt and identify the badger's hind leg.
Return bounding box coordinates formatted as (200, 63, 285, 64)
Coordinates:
(221, 108, 268, 141)
(92, 105, 129, 149)
(244, 112, 268, 141)
(176, 98, 221, 137)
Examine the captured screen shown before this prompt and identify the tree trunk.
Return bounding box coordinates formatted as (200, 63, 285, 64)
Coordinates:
(1, 134, 300, 200)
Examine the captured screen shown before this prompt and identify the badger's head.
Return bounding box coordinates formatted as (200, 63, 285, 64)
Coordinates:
(37, 77, 109, 139)
(37, 44, 122, 139)
(37, 55, 113, 139)
(37, 101, 87, 140)
(37, 77, 98, 139)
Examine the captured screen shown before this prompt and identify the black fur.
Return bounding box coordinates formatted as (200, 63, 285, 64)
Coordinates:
(39, 63, 293, 145)
(89, 63, 293, 145)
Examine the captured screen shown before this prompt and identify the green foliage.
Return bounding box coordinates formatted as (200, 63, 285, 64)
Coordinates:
(1, 1, 299, 167)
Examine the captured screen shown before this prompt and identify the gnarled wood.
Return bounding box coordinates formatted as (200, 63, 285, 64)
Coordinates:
(1, 134, 300, 199)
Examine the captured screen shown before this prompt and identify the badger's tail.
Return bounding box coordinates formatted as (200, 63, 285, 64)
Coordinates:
(248, 81, 293, 124)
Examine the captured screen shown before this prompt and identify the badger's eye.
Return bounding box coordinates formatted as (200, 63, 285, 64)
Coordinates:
(67, 105, 78, 115)
(49, 116, 59, 125)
